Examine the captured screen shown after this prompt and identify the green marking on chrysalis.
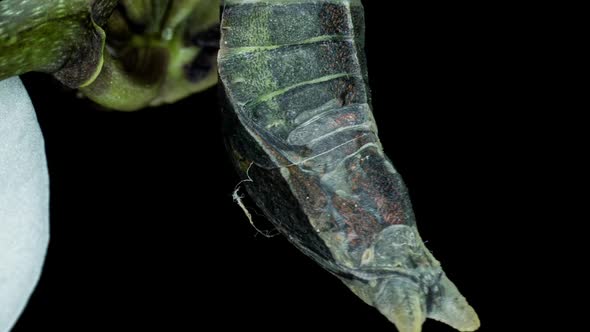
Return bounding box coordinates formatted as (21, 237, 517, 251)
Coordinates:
(222, 34, 351, 55)
(246, 72, 353, 108)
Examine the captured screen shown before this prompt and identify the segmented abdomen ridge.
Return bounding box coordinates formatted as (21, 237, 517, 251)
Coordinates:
(219, 1, 379, 172)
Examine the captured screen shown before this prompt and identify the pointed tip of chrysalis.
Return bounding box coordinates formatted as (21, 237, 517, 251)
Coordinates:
(427, 274, 480, 331)
(369, 273, 479, 332)
(373, 278, 426, 332)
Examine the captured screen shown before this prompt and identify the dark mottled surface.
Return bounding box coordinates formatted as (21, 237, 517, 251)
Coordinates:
(219, 0, 416, 271)
(219, 2, 481, 330)
(222, 92, 358, 280)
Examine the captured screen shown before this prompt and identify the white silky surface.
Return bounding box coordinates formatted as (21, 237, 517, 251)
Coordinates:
(0, 77, 49, 332)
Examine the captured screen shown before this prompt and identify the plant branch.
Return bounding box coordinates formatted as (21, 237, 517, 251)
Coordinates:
(0, 0, 117, 87)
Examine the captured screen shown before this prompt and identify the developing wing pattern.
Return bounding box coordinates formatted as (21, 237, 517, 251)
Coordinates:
(218, 1, 480, 331)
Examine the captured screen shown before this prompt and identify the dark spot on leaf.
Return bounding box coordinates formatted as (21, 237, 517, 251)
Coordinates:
(119, 47, 169, 84)
(187, 25, 220, 49)
(184, 47, 217, 82)
(114, 2, 147, 34)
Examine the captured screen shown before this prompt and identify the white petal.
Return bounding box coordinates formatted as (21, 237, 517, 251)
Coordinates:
(0, 77, 50, 332)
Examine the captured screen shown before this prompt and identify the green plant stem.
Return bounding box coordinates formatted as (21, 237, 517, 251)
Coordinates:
(80, 50, 164, 111)
(0, 0, 116, 87)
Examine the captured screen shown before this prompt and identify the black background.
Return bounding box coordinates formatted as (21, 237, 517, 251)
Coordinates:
(11, 1, 544, 331)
